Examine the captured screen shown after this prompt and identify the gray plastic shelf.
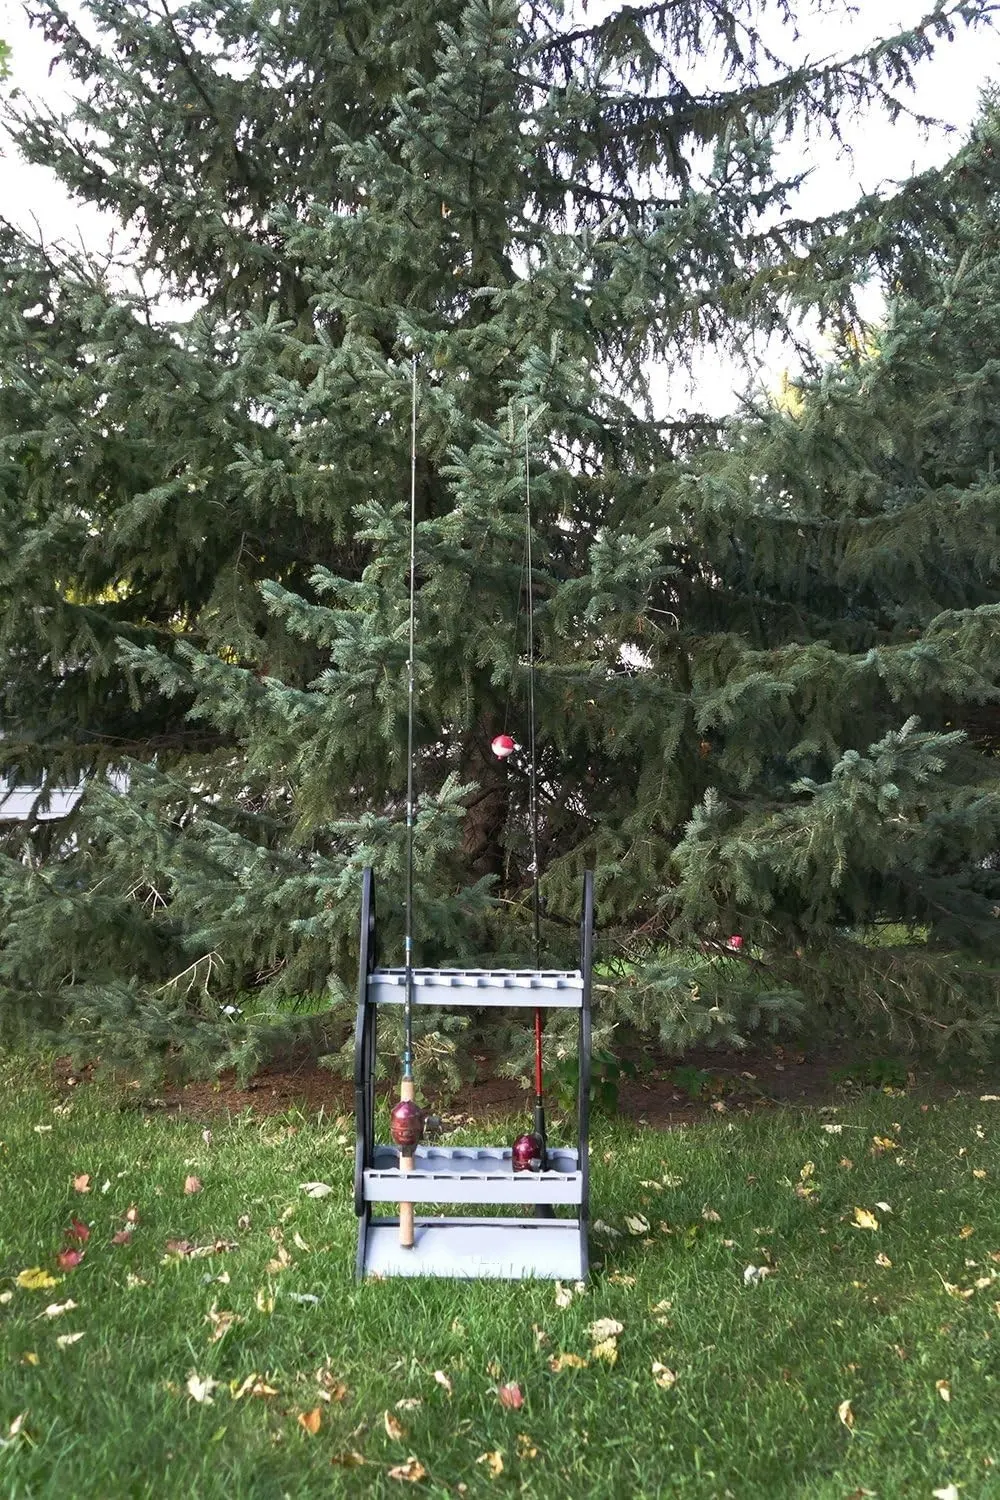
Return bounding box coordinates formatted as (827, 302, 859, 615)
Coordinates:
(368, 967, 583, 1009)
(363, 1216, 586, 1280)
(365, 1145, 582, 1205)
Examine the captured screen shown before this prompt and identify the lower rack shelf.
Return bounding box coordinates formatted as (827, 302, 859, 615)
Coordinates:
(364, 1144, 582, 1205)
(361, 1215, 587, 1281)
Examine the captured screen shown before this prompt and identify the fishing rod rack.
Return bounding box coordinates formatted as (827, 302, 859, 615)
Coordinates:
(354, 867, 593, 1280)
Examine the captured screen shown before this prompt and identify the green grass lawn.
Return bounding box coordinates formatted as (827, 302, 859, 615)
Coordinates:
(2, 1059, 1000, 1497)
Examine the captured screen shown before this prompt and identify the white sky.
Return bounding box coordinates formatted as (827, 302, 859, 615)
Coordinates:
(1, 0, 998, 410)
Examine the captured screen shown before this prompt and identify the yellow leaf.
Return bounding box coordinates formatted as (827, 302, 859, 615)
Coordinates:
(875, 1253, 892, 1268)
(388, 1457, 427, 1483)
(591, 1337, 618, 1366)
(608, 1273, 636, 1286)
(231, 1373, 278, 1399)
(331, 1451, 366, 1468)
(651, 1361, 677, 1388)
(516, 1433, 538, 1460)
(587, 1318, 624, 1342)
(384, 1410, 406, 1441)
(548, 1352, 588, 1371)
(936, 1379, 951, 1403)
(255, 1288, 274, 1314)
(477, 1451, 504, 1478)
(298, 1407, 322, 1435)
(16, 1268, 61, 1291)
(973, 1169, 987, 1180)
(21, 1352, 39, 1366)
(852, 1208, 879, 1232)
(837, 1399, 855, 1429)
(959, 1225, 975, 1239)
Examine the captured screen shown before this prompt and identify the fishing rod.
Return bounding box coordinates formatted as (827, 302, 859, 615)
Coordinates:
(389, 356, 423, 1249)
(510, 403, 547, 1178)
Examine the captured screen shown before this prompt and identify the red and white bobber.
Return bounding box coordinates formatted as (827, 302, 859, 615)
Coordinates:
(491, 733, 516, 760)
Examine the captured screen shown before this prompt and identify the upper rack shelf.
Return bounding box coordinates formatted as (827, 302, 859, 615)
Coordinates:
(367, 967, 584, 1008)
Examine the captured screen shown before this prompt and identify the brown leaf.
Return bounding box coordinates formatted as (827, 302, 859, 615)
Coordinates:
(73, 1174, 91, 1193)
(331, 1452, 366, 1468)
(497, 1383, 524, 1410)
(651, 1361, 677, 1389)
(66, 1218, 90, 1244)
(387, 1457, 427, 1483)
(184, 1175, 203, 1195)
(56, 1249, 83, 1271)
(959, 1225, 975, 1239)
(111, 1229, 134, 1246)
(516, 1433, 538, 1460)
(384, 1410, 406, 1441)
(936, 1379, 951, 1403)
(837, 1399, 855, 1429)
(298, 1407, 322, 1435)
(125, 1205, 140, 1224)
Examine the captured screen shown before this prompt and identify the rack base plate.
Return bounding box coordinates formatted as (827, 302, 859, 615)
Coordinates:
(362, 1216, 586, 1280)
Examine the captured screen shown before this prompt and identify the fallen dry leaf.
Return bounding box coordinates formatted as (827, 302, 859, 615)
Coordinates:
(932, 1486, 960, 1500)
(55, 1331, 85, 1349)
(433, 1369, 453, 1396)
(300, 1182, 333, 1198)
(936, 1379, 951, 1402)
(837, 1399, 855, 1430)
(17, 1268, 61, 1291)
(21, 1352, 38, 1366)
(298, 1407, 322, 1435)
(0, 1291, 12, 1305)
(875, 1253, 893, 1268)
(255, 1288, 275, 1314)
(591, 1337, 619, 1366)
(702, 1206, 722, 1222)
(56, 1249, 83, 1271)
(125, 1205, 139, 1224)
(184, 1175, 203, 1196)
(651, 1361, 677, 1389)
(608, 1272, 636, 1286)
(331, 1451, 366, 1468)
(624, 1214, 649, 1236)
(384, 1410, 406, 1441)
(186, 1371, 218, 1403)
(548, 1352, 588, 1371)
(73, 1174, 91, 1193)
(232, 1373, 279, 1399)
(40, 1299, 77, 1319)
(516, 1433, 538, 1459)
(387, 1457, 427, 1483)
(852, 1208, 879, 1232)
(588, 1318, 624, 1342)
(206, 1305, 243, 1344)
(396, 1397, 422, 1412)
(477, 1451, 504, 1478)
(497, 1383, 523, 1410)
(66, 1218, 90, 1244)
(959, 1225, 975, 1240)
(110, 1229, 134, 1246)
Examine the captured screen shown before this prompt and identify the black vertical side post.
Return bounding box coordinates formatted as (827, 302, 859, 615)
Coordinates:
(354, 868, 377, 1278)
(578, 869, 594, 1278)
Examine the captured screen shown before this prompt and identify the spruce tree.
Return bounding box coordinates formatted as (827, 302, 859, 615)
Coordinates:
(0, 0, 998, 1079)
